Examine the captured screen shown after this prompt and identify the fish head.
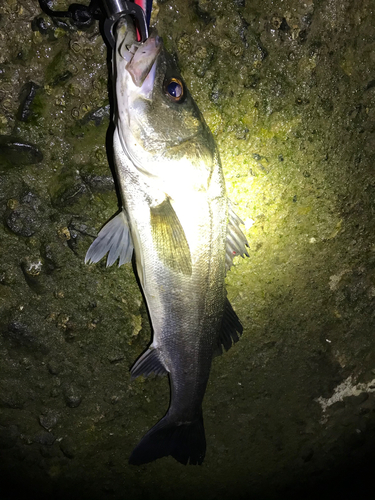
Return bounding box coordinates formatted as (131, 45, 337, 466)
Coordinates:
(114, 17, 213, 177)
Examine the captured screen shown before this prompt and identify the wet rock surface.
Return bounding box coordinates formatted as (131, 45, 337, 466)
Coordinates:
(1, 0, 375, 499)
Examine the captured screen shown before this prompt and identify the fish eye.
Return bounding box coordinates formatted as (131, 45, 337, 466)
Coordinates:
(164, 78, 184, 102)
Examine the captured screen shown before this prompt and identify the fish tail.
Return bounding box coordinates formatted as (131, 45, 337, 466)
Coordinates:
(129, 413, 206, 466)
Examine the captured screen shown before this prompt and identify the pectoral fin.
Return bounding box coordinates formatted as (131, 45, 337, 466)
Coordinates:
(150, 198, 192, 275)
(85, 209, 133, 267)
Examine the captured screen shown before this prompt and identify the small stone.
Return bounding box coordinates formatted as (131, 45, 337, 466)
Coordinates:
(39, 411, 59, 431)
(80, 104, 110, 126)
(21, 256, 43, 277)
(17, 81, 41, 122)
(23, 191, 42, 210)
(34, 431, 56, 446)
(50, 388, 60, 398)
(7, 198, 18, 210)
(82, 174, 114, 192)
(235, 127, 249, 140)
(47, 361, 63, 375)
(64, 386, 82, 408)
(66, 394, 82, 408)
(3, 321, 36, 348)
(0, 135, 43, 166)
(5, 204, 41, 237)
(59, 437, 77, 458)
(210, 85, 222, 104)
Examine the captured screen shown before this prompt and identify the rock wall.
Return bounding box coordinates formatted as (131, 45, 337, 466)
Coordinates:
(1, 0, 375, 498)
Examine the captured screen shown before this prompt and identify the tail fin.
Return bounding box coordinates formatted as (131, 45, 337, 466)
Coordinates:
(129, 414, 206, 466)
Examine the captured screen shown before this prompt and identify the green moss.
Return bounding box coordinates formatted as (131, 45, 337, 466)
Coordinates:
(45, 50, 66, 83)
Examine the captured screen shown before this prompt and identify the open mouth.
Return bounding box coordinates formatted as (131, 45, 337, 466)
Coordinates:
(116, 18, 162, 87)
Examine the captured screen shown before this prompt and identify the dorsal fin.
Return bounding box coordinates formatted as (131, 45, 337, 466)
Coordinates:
(226, 201, 249, 271)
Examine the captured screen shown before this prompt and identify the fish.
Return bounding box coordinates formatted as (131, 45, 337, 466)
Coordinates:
(85, 15, 249, 465)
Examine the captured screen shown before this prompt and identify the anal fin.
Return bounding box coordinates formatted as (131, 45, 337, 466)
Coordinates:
(214, 298, 243, 356)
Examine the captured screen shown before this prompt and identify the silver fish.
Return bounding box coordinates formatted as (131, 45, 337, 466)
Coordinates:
(85, 16, 248, 465)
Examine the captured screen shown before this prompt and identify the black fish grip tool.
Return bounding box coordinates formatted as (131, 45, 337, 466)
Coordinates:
(38, 0, 148, 46)
(103, 0, 149, 46)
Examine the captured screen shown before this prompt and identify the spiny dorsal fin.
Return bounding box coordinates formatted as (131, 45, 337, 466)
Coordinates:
(130, 347, 168, 379)
(226, 201, 249, 271)
(214, 298, 243, 356)
(150, 198, 192, 275)
(85, 209, 133, 267)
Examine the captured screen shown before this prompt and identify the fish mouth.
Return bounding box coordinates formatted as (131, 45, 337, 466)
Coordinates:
(116, 17, 162, 87)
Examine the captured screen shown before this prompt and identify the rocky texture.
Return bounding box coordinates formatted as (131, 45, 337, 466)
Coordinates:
(1, 0, 375, 499)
